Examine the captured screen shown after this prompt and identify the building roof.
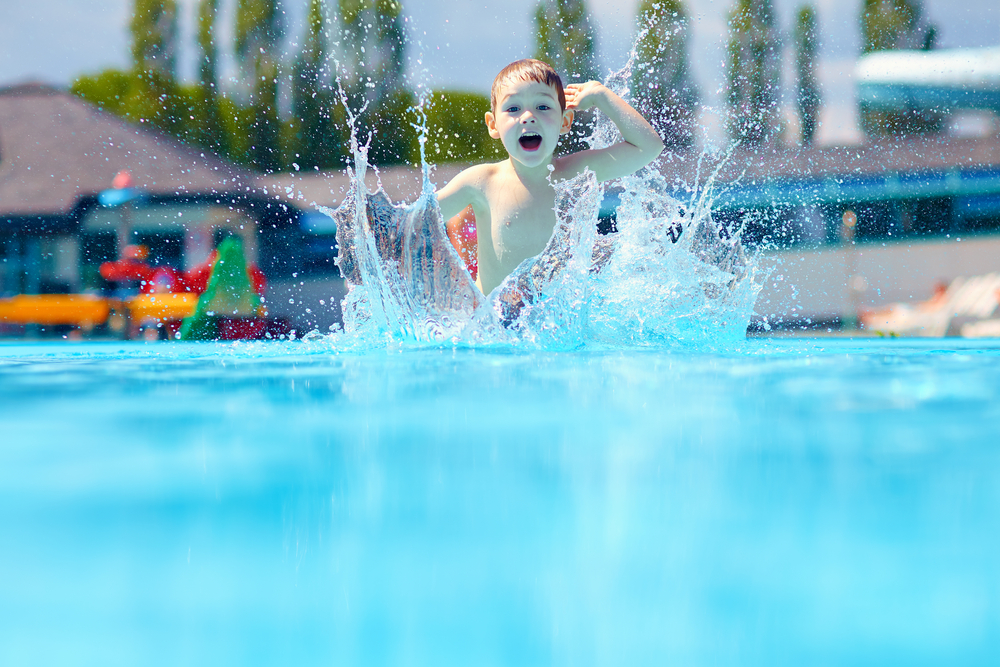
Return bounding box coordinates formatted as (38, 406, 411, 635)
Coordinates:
(641, 133, 1000, 210)
(665, 133, 1000, 182)
(255, 162, 470, 211)
(0, 83, 256, 220)
(0, 82, 467, 226)
(855, 47, 1000, 114)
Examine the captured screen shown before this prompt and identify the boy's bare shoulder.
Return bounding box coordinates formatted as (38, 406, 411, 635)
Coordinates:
(448, 161, 504, 187)
(436, 161, 507, 217)
(438, 161, 507, 200)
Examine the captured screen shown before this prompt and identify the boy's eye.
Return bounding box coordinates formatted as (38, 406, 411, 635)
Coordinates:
(538, 105, 550, 110)
(505, 106, 519, 113)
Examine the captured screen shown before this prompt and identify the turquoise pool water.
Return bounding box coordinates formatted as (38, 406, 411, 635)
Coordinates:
(1, 338, 998, 665)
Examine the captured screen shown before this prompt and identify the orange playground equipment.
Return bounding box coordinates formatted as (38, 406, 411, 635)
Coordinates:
(0, 292, 199, 336)
(0, 294, 113, 329)
(0, 240, 266, 338)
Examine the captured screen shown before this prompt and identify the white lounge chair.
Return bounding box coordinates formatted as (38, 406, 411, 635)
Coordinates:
(862, 272, 1000, 337)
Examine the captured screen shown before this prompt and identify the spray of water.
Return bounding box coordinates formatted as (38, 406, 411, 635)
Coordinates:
(318, 47, 766, 351)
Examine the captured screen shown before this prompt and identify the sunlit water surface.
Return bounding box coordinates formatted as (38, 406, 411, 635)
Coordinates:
(1, 338, 998, 666)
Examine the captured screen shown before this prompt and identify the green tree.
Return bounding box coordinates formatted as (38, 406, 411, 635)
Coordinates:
(534, 0, 598, 153)
(794, 5, 820, 146)
(291, 0, 345, 169)
(534, 0, 598, 82)
(73, 0, 259, 167)
(424, 91, 505, 164)
(218, 96, 256, 165)
(366, 89, 419, 166)
(73, 0, 187, 139)
(632, 0, 697, 149)
(71, 70, 249, 167)
(193, 0, 227, 155)
(236, 0, 283, 171)
(859, 0, 941, 136)
(131, 0, 178, 78)
(127, 0, 188, 136)
(71, 70, 134, 116)
(860, 0, 933, 54)
(338, 0, 406, 105)
(726, 0, 781, 146)
(338, 0, 409, 165)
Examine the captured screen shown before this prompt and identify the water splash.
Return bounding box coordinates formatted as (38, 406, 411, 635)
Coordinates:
(321, 58, 765, 351)
(320, 140, 483, 346)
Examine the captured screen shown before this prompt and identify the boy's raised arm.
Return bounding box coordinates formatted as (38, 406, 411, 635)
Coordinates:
(562, 82, 665, 182)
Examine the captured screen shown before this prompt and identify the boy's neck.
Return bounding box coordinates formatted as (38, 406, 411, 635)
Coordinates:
(507, 155, 556, 185)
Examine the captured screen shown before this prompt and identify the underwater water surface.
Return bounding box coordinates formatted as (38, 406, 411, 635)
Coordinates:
(1, 338, 998, 666)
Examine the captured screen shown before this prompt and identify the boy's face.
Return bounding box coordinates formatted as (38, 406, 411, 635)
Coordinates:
(485, 80, 573, 168)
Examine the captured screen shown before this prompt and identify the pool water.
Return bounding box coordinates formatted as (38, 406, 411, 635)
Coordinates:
(1, 338, 998, 666)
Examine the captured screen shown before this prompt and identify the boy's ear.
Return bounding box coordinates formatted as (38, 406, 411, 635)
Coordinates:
(560, 109, 575, 135)
(485, 111, 500, 139)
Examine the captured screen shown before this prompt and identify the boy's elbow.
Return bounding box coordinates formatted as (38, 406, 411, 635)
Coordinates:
(643, 136, 665, 164)
(651, 132, 666, 155)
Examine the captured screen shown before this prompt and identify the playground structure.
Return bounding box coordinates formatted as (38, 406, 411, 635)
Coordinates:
(0, 235, 285, 340)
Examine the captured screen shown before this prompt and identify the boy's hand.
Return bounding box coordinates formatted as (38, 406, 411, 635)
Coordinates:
(564, 81, 608, 111)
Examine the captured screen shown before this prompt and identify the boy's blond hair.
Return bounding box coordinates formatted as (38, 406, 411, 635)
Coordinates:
(490, 59, 566, 113)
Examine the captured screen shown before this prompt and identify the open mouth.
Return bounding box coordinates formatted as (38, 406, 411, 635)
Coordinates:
(518, 133, 542, 151)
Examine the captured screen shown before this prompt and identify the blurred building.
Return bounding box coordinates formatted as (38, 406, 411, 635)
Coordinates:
(632, 133, 1000, 328)
(857, 46, 1000, 118)
(0, 83, 346, 333)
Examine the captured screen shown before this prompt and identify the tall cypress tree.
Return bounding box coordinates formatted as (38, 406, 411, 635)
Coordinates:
(128, 0, 182, 134)
(338, 0, 405, 106)
(338, 0, 412, 165)
(794, 5, 820, 146)
(131, 0, 178, 79)
(293, 0, 343, 168)
(726, 0, 780, 146)
(195, 0, 227, 154)
(859, 0, 940, 136)
(236, 0, 283, 172)
(374, 0, 406, 107)
(534, 0, 598, 83)
(860, 0, 931, 53)
(632, 0, 697, 149)
(534, 0, 598, 153)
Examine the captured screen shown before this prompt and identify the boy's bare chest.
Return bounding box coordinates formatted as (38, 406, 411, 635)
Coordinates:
(483, 179, 557, 259)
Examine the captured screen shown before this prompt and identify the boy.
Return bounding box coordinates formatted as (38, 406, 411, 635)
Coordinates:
(436, 58, 665, 295)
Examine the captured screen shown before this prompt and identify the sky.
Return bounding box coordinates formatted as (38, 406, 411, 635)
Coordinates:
(2, 0, 998, 147)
